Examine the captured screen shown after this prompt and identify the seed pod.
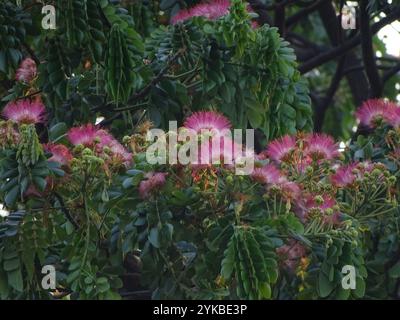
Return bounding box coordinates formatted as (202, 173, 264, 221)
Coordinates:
(104, 24, 136, 104)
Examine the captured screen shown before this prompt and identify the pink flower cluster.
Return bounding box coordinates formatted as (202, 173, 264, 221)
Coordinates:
(356, 99, 400, 128)
(266, 133, 340, 164)
(139, 172, 168, 199)
(249, 132, 355, 223)
(15, 58, 37, 83)
(171, 0, 231, 24)
(183, 110, 252, 167)
(184, 110, 231, 133)
(44, 143, 73, 166)
(251, 164, 301, 200)
(170, 0, 259, 28)
(249, 130, 392, 226)
(68, 124, 132, 167)
(2, 99, 47, 124)
(276, 240, 307, 272)
(330, 161, 384, 188)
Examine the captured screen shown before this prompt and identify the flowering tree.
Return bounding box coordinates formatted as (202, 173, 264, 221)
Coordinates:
(0, 0, 399, 300)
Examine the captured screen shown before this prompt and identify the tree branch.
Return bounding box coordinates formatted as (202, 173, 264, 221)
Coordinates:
(22, 42, 40, 65)
(314, 56, 346, 132)
(383, 62, 400, 83)
(360, 0, 383, 98)
(286, 0, 330, 28)
(298, 6, 400, 74)
(54, 192, 79, 230)
(127, 49, 184, 105)
(275, 0, 286, 36)
(266, 0, 300, 10)
(317, 1, 369, 107)
(247, 0, 273, 25)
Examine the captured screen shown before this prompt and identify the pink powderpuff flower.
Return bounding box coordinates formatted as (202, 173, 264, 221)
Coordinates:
(0, 124, 20, 146)
(96, 129, 115, 147)
(171, 0, 231, 24)
(276, 240, 307, 272)
(67, 124, 99, 146)
(304, 194, 336, 213)
(251, 164, 281, 185)
(304, 133, 340, 160)
(139, 172, 168, 199)
(278, 179, 301, 200)
(2, 99, 46, 124)
(107, 140, 133, 167)
(44, 143, 73, 166)
(356, 161, 386, 182)
(295, 194, 336, 221)
(96, 129, 132, 167)
(266, 135, 297, 163)
(386, 104, 400, 128)
(255, 150, 268, 161)
(355, 99, 396, 128)
(184, 110, 231, 134)
(15, 58, 37, 83)
(298, 194, 342, 226)
(251, 20, 259, 29)
(331, 163, 358, 188)
(323, 211, 343, 226)
(293, 158, 314, 174)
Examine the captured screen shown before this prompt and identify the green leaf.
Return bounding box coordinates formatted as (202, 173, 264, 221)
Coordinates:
(353, 277, 365, 298)
(5, 185, 20, 206)
(3, 258, 20, 271)
(0, 271, 10, 298)
(148, 227, 160, 248)
(318, 272, 335, 298)
(388, 262, 400, 278)
(247, 108, 263, 128)
(49, 123, 68, 142)
(0, 51, 6, 73)
(258, 282, 271, 299)
(335, 287, 351, 300)
(33, 176, 47, 192)
(122, 178, 133, 189)
(221, 236, 235, 280)
(7, 269, 23, 292)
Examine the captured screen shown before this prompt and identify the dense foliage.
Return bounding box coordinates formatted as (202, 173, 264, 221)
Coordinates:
(0, 0, 399, 300)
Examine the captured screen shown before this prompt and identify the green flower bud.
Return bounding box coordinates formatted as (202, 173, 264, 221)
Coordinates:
(103, 146, 111, 154)
(314, 195, 324, 205)
(325, 208, 334, 216)
(82, 148, 93, 156)
(388, 176, 396, 184)
(226, 175, 234, 185)
(306, 166, 313, 174)
(70, 158, 80, 167)
(73, 144, 85, 153)
(122, 136, 131, 144)
(371, 168, 381, 177)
